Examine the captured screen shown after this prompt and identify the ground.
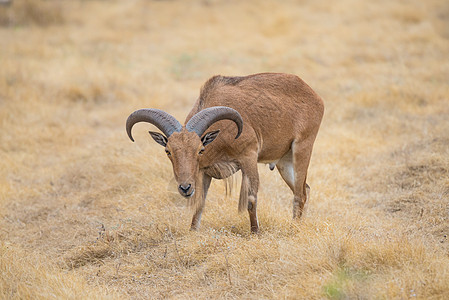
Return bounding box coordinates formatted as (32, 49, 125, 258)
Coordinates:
(1, 0, 448, 299)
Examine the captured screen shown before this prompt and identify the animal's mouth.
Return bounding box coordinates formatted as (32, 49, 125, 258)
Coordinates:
(181, 189, 195, 198)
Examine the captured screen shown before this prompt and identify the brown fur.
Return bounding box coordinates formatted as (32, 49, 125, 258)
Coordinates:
(164, 73, 324, 233)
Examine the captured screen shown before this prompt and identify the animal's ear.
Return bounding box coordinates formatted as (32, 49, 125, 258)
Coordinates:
(149, 131, 168, 147)
(201, 130, 220, 147)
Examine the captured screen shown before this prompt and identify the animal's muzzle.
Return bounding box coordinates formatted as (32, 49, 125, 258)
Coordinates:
(178, 184, 194, 197)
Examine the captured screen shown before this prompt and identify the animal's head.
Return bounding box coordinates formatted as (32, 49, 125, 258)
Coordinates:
(126, 106, 243, 198)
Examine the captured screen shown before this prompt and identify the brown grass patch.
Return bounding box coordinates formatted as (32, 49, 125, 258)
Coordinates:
(0, 0, 64, 27)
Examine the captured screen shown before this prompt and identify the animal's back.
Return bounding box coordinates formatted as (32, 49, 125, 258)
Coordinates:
(187, 73, 324, 161)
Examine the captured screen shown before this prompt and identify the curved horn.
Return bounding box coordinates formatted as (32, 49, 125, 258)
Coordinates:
(126, 109, 182, 142)
(186, 106, 243, 139)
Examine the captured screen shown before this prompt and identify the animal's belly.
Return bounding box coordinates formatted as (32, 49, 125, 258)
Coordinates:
(257, 143, 292, 164)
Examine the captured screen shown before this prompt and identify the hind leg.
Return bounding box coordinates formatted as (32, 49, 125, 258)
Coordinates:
(276, 149, 295, 191)
(276, 141, 313, 219)
(291, 138, 314, 219)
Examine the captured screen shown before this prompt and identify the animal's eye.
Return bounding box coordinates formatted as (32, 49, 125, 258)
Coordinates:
(165, 150, 171, 156)
(198, 148, 205, 155)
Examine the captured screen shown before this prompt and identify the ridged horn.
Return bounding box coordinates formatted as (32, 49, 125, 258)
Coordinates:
(126, 109, 182, 142)
(186, 106, 243, 139)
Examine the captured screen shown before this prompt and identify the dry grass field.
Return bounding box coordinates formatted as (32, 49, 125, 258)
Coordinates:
(1, 0, 449, 298)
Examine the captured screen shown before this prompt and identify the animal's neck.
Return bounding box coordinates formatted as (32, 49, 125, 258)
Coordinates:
(203, 161, 240, 179)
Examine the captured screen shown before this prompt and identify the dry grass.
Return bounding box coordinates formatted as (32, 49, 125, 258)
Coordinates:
(0, 242, 117, 299)
(1, 0, 449, 298)
(0, 0, 64, 27)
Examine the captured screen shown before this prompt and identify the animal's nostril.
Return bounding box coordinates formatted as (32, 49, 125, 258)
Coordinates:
(179, 184, 191, 193)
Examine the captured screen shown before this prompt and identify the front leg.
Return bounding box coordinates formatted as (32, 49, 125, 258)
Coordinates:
(239, 156, 260, 233)
(190, 173, 212, 231)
